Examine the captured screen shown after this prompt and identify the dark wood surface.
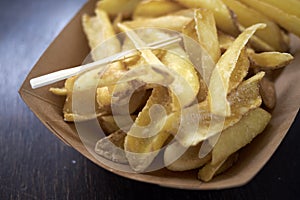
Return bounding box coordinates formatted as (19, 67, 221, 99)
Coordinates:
(1, 0, 300, 199)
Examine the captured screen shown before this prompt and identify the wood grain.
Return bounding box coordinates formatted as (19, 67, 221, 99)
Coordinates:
(0, 0, 299, 199)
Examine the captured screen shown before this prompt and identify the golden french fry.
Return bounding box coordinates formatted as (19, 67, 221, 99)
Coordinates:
(98, 115, 136, 134)
(239, 0, 300, 37)
(223, 0, 288, 52)
(122, 15, 192, 32)
(259, 0, 300, 18)
(96, 85, 150, 115)
(228, 48, 249, 92)
(174, 0, 239, 36)
(164, 142, 211, 171)
(49, 87, 67, 96)
(173, 72, 265, 147)
(198, 153, 238, 182)
(215, 153, 239, 175)
(208, 24, 265, 117)
(211, 108, 271, 165)
(95, 130, 128, 164)
(237, 24, 276, 52)
(96, 0, 142, 18)
(82, 9, 121, 61)
(160, 50, 200, 110)
(194, 9, 221, 64)
(249, 52, 294, 70)
(125, 87, 173, 172)
(133, 0, 183, 19)
(170, 8, 195, 18)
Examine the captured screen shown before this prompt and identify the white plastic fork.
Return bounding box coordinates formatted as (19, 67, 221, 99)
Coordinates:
(29, 35, 181, 89)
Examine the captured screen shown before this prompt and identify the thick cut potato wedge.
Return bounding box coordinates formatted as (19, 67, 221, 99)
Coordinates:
(239, 0, 300, 37)
(172, 72, 264, 147)
(164, 142, 211, 171)
(198, 153, 238, 182)
(259, 0, 300, 18)
(194, 9, 221, 64)
(223, 0, 288, 52)
(249, 51, 294, 70)
(96, 0, 142, 18)
(208, 24, 265, 117)
(237, 24, 276, 52)
(133, 0, 183, 19)
(211, 108, 271, 165)
(122, 15, 192, 32)
(95, 130, 128, 164)
(174, 0, 239, 36)
(98, 115, 137, 134)
(125, 87, 173, 172)
(82, 9, 121, 61)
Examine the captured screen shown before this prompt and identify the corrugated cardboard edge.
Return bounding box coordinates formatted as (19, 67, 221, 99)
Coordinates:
(19, 0, 300, 190)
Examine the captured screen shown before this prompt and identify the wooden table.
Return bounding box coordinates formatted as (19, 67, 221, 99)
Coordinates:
(1, 0, 299, 199)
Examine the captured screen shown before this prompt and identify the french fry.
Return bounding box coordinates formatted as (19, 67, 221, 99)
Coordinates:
(125, 87, 173, 172)
(169, 72, 265, 147)
(49, 87, 67, 96)
(198, 153, 238, 182)
(223, 0, 288, 52)
(98, 115, 137, 134)
(133, 0, 183, 19)
(208, 24, 265, 117)
(164, 142, 211, 171)
(239, 0, 300, 37)
(228, 48, 249, 93)
(82, 9, 121, 61)
(194, 9, 221, 64)
(249, 51, 294, 70)
(237, 24, 276, 52)
(174, 0, 239, 36)
(122, 15, 192, 32)
(259, 0, 300, 18)
(211, 108, 271, 165)
(97, 87, 151, 115)
(170, 8, 195, 18)
(96, 0, 142, 18)
(95, 130, 128, 164)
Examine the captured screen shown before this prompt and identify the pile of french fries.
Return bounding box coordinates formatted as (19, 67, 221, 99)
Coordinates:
(50, 0, 299, 182)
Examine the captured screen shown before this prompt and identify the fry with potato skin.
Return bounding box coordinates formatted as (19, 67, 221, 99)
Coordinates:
(208, 23, 265, 117)
(174, 0, 239, 36)
(164, 142, 211, 171)
(211, 108, 271, 165)
(249, 51, 294, 70)
(198, 153, 238, 182)
(239, 0, 300, 37)
(194, 9, 221, 64)
(259, 0, 300, 19)
(122, 15, 192, 32)
(82, 9, 121, 61)
(133, 0, 183, 19)
(223, 0, 288, 52)
(97, 0, 142, 18)
(168, 72, 265, 147)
